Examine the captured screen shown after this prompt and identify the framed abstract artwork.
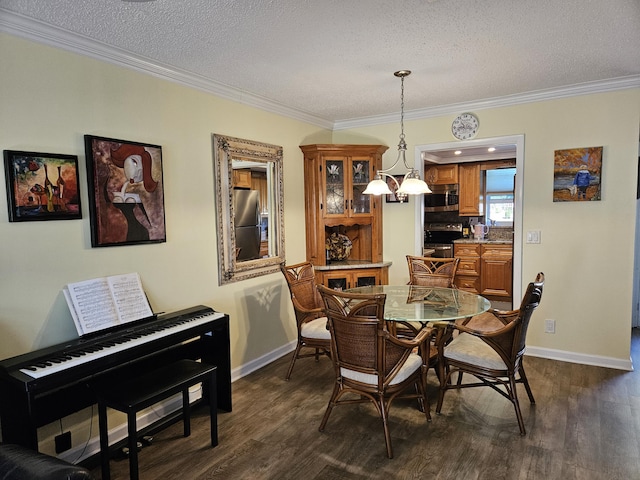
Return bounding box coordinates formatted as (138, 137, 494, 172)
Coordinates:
(3, 150, 82, 222)
(553, 146, 603, 202)
(84, 135, 166, 247)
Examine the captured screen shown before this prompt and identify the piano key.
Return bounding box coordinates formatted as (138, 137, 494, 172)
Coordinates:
(18, 311, 224, 379)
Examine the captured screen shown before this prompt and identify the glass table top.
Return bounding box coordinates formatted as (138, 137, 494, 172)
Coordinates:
(345, 285, 491, 323)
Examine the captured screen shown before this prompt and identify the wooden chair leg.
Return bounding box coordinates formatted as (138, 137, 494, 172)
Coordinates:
(285, 343, 302, 380)
(508, 374, 527, 436)
(379, 397, 393, 459)
(319, 383, 340, 432)
(418, 366, 431, 421)
(436, 363, 450, 414)
(519, 366, 536, 404)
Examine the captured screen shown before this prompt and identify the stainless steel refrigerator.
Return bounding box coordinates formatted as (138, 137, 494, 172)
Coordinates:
(233, 189, 261, 261)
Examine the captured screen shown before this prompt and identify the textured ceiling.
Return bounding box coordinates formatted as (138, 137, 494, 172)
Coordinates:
(1, 0, 639, 125)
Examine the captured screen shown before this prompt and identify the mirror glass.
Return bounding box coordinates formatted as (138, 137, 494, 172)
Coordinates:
(213, 134, 285, 285)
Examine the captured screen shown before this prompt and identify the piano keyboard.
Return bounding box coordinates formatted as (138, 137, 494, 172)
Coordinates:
(19, 311, 225, 379)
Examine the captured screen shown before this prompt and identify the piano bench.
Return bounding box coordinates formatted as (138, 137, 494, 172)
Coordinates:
(95, 359, 218, 480)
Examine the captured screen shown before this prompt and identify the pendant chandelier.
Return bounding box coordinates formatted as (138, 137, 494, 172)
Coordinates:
(363, 70, 432, 199)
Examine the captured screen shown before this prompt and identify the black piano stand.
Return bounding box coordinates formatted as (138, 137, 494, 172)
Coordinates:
(96, 360, 218, 480)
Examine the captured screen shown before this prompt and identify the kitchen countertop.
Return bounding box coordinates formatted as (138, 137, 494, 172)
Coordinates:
(454, 238, 512, 245)
(315, 260, 392, 271)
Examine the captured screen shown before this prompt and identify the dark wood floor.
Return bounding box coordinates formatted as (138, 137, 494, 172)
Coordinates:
(93, 329, 640, 479)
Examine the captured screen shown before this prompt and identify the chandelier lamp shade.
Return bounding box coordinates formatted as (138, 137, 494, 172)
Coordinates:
(363, 70, 432, 199)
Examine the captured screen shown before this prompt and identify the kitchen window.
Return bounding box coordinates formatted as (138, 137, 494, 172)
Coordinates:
(486, 193, 514, 226)
(485, 167, 515, 227)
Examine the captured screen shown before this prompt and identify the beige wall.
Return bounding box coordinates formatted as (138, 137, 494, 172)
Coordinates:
(0, 33, 331, 367)
(335, 90, 640, 365)
(2, 33, 640, 455)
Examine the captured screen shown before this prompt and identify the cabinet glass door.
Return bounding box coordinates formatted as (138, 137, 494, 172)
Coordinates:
(327, 276, 348, 291)
(355, 275, 377, 287)
(325, 159, 345, 215)
(351, 158, 371, 215)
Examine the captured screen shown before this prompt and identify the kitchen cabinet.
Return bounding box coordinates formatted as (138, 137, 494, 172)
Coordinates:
(300, 144, 390, 288)
(453, 243, 481, 293)
(454, 242, 512, 299)
(316, 266, 388, 291)
(251, 172, 268, 214)
(480, 244, 512, 297)
(425, 164, 458, 186)
(232, 169, 251, 189)
(458, 163, 481, 216)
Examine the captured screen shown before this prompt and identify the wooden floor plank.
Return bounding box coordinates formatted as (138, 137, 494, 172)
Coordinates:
(91, 329, 640, 479)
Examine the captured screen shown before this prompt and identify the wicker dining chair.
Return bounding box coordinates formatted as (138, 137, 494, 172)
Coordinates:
(403, 255, 459, 373)
(317, 285, 433, 459)
(281, 262, 331, 380)
(406, 255, 460, 287)
(435, 272, 544, 435)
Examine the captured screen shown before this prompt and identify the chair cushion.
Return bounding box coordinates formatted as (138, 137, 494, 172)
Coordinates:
(444, 332, 507, 370)
(301, 316, 330, 340)
(340, 352, 422, 386)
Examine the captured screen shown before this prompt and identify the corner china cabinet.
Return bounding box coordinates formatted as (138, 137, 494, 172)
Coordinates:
(300, 144, 391, 290)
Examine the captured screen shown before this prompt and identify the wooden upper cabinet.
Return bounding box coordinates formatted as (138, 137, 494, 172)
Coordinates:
(232, 169, 251, 189)
(424, 164, 458, 186)
(321, 153, 377, 219)
(251, 172, 268, 214)
(458, 163, 481, 216)
(300, 144, 388, 266)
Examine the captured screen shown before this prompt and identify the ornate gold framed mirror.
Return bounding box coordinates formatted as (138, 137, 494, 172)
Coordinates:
(213, 134, 285, 285)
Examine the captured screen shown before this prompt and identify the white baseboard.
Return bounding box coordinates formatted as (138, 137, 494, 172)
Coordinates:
(525, 346, 633, 371)
(59, 389, 201, 464)
(230, 340, 295, 381)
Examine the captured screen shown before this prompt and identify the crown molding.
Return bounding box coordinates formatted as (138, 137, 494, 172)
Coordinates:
(2, 9, 638, 133)
(334, 75, 640, 130)
(0, 9, 334, 130)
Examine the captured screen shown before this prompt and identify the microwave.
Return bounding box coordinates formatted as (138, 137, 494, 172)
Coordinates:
(424, 184, 459, 212)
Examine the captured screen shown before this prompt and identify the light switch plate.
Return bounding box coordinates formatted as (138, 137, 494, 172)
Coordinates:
(526, 230, 541, 244)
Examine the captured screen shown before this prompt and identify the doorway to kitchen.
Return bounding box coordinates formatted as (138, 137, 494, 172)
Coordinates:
(413, 134, 525, 303)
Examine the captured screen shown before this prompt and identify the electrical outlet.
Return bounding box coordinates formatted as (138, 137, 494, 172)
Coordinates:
(544, 319, 555, 334)
(55, 431, 72, 453)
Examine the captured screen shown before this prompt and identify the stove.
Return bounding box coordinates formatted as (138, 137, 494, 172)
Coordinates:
(424, 222, 463, 258)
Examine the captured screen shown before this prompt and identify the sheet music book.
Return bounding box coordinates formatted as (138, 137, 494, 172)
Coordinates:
(63, 273, 153, 336)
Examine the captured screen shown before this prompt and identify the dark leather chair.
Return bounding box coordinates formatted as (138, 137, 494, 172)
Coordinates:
(0, 444, 94, 480)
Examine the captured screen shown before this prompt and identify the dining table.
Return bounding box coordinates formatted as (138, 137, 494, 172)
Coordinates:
(345, 284, 491, 326)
